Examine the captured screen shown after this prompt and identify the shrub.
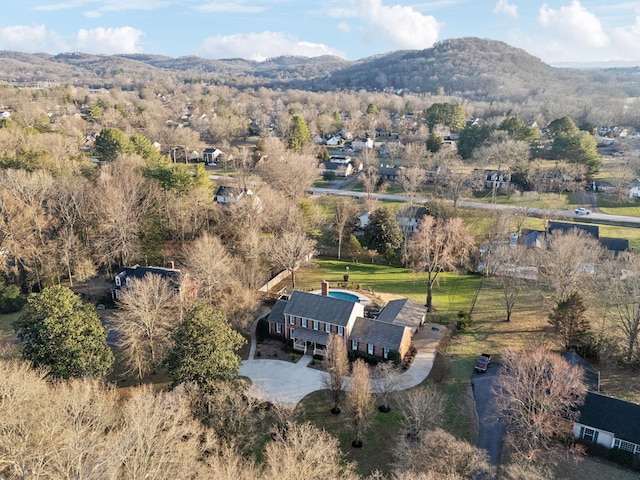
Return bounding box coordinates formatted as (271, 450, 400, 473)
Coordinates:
(348, 350, 380, 366)
(387, 349, 401, 366)
(0, 282, 25, 313)
(455, 310, 472, 331)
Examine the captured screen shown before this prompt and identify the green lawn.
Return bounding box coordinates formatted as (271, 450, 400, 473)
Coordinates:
(597, 197, 640, 217)
(0, 310, 19, 339)
(295, 259, 480, 317)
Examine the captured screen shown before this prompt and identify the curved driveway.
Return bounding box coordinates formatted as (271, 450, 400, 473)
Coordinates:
(239, 323, 446, 407)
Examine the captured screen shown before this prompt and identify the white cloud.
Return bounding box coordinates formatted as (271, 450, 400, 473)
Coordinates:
(329, 0, 441, 50)
(539, 0, 609, 48)
(337, 21, 351, 33)
(611, 16, 640, 59)
(493, 0, 518, 18)
(75, 27, 144, 54)
(0, 25, 69, 53)
(33, 0, 171, 16)
(198, 31, 346, 61)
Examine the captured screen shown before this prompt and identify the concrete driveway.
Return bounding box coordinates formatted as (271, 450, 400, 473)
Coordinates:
(238, 322, 446, 408)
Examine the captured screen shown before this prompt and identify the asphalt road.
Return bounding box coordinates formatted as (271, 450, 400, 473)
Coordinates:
(471, 361, 506, 473)
(308, 187, 640, 226)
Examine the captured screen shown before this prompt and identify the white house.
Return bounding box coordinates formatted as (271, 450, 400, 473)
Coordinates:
(574, 392, 640, 455)
(629, 178, 640, 198)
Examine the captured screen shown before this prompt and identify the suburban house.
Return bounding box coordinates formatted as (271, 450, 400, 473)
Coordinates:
(321, 161, 353, 177)
(629, 178, 640, 198)
(215, 185, 254, 205)
(574, 392, 640, 456)
(521, 222, 629, 258)
(378, 166, 405, 182)
(203, 147, 223, 165)
(111, 264, 189, 301)
(396, 206, 428, 234)
(267, 283, 424, 361)
(352, 137, 374, 150)
(483, 169, 511, 190)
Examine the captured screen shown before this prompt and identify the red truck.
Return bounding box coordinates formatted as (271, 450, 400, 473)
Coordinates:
(475, 353, 491, 373)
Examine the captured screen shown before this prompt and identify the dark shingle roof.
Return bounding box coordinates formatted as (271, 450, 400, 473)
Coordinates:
(599, 237, 630, 253)
(268, 299, 288, 325)
(578, 392, 640, 445)
(562, 352, 599, 392)
(376, 298, 425, 330)
(548, 221, 599, 239)
(283, 291, 358, 326)
(350, 317, 409, 350)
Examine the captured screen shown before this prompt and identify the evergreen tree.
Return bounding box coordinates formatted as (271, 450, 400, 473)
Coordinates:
(288, 115, 311, 152)
(95, 127, 133, 161)
(168, 302, 246, 388)
(14, 286, 113, 378)
(548, 292, 590, 351)
(424, 103, 466, 132)
(457, 123, 494, 159)
(364, 206, 403, 257)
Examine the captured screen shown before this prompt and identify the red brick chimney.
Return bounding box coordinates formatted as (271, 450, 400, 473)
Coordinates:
(321, 280, 329, 296)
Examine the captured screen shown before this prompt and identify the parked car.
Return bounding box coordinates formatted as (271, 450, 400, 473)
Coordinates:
(475, 353, 491, 373)
(575, 207, 592, 215)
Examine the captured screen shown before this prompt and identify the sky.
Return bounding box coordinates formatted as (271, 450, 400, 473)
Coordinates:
(1, 1, 640, 66)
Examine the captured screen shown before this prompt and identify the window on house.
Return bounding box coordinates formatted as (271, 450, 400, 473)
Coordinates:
(338, 326, 344, 336)
(383, 348, 389, 359)
(289, 316, 295, 325)
(325, 323, 331, 333)
(351, 340, 358, 350)
(582, 427, 597, 443)
(302, 318, 307, 328)
(614, 439, 638, 453)
(275, 324, 281, 334)
(313, 320, 319, 331)
(367, 344, 374, 355)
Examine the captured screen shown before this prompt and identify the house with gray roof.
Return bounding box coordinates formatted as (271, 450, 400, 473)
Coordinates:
(111, 264, 191, 301)
(267, 285, 421, 361)
(574, 392, 640, 455)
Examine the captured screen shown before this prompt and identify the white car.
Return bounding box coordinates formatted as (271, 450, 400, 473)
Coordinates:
(575, 207, 592, 215)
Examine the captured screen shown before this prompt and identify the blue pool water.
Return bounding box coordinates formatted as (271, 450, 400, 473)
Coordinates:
(327, 291, 360, 302)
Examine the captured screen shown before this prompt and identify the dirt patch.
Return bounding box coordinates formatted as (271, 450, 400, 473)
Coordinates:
(255, 338, 298, 362)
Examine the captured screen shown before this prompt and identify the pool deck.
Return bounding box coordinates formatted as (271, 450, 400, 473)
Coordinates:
(309, 288, 372, 306)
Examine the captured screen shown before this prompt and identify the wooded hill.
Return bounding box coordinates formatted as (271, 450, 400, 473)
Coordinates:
(1, 37, 637, 102)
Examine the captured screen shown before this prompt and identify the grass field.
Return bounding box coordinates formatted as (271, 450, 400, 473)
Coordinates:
(0, 311, 19, 340)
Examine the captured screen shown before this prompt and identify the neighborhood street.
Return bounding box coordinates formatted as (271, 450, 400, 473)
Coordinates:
(307, 187, 640, 227)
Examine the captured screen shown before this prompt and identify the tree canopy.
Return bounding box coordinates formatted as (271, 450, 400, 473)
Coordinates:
(168, 302, 245, 388)
(364, 206, 403, 257)
(95, 127, 133, 161)
(424, 103, 466, 132)
(14, 285, 113, 378)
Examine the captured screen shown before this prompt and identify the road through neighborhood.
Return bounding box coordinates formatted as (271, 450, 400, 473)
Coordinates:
(308, 187, 640, 227)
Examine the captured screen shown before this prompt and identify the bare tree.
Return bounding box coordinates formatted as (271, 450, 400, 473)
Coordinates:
(183, 232, 234, 303)
(360, 165, 379, 212)
(393, 428, 494, 480)
(537, 229, 603, 303)
(494, 348, 586, 455)
(115, 386, 202, 479)
(601, 255, 640, 364)
(257, 138, 319, 200)
(333, 199, 359, 260)
(267, 230, 316, 289)
(346, 359, 373, 448)
(484, 244, 530, 322)
(113, 273, 180, 381)
(263, 421, 356, 480)
(92, 157, 156, 270)
(406, 216, 474, 311)
(373, 362, 402, 412)
(396, 384, 445, 438)
(323, 333, 349, 414)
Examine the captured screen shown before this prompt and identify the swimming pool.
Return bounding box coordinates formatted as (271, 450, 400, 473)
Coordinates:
(327, 291, 360, 302)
